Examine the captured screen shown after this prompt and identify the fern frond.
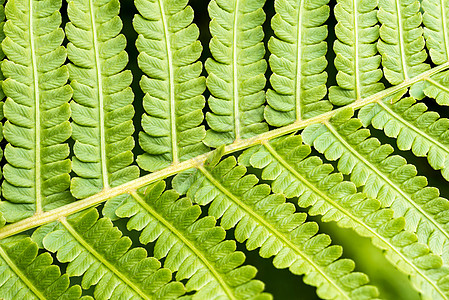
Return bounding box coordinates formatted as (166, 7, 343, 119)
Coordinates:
(0, 0, 73, 221)
(240, 136, 449, 299)
(359, 90, 449, 182)
(329, 0, 384, 105)
(173, 149, 379, 300)
(134, 0, 208, 173)
(204, 0, 268, 146)
(422, 0, 449, 66)
(266, 0, 331, 125)
(377, 0, 429, 98)
(115, 180, 270, 300)
(0, 212, 5, 229)
(0, 102, 3, 202)
(67, 0, 139, 199)
(303, 108, 449, 264)
(32, 208, 184, 300)
(423, 70, 449, 106)
(0, 237, 83, 299)
(0, 1, 448, 298)
(0, 0, 5, 200)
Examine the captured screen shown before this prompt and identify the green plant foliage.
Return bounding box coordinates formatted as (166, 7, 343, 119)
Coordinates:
(359, 90, 449, 182)
(423, 70, 449, 105)
(377, 0, 429, 99)
(33, 208, 184, 300)
(422, 0, 449, 66)
(329, 0, 383, 105)
(0, 0, 4, 202)
(204, 0, 268, 146)
(266, 0, 331, 124)
(116, 180, 270, 299)
(2, 0, 449, 299)
(0, 236, 84, 299)
(67, 0, 139, 199)
(134, 0, 208, 172)
(173, 148, 379, 299)
(1, 0, 73, 222)
(240, 135, 449, 298)
(303, 108, 449, 264)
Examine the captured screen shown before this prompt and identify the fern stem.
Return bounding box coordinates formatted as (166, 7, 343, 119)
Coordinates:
(353, 0, 361, 101)
(59, 216, 151, 300)
(89, 0, 109, 190)
(29, 0, 42, 214)
(262, 140, 448, 300)
(158, 0, 178, 164)
(239, 61, 449, 147)
(440, 0, 449, 61)
(395, 0, 409, 80)
(1, 62, 449, 239)
(0, 245, 45, 299)
(197, 164, 352, 299)
(130, 191, 237, 300)
(0, 158, 197, 240)
(295, 0, 303, 121)
(233, 0, 241, 141)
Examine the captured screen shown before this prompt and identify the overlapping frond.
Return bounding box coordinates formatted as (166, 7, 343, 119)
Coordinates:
(0, 0, 449, 299)
(329, 0, 383, 105)
(377, 0, 429, 98)
(266, 0, 331, 125)
(134, 0, 208, 172)
(172, 149, 379, 300)
(204, 0, 268, 146)
(422, 0, 449, 65)
(32, 208, 184, 300)
(0, 212, 5, 229)
(0, 237, 83, 299)
(67, 0, 138, 199)
(0, 0, 73, 222)
(114, 180, 269, 300)
(0, 0, 5, 200)
(423, 70, 449, 106)
(240, 136, 449, 299)
(302, 108, 449, 264)
(359, 90, 449, 182)
(0, 102, 3, 204)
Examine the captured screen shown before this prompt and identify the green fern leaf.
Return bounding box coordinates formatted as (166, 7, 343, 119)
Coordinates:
(302, 108, 449, 265)
(0, 236, 83, 299)
(359, 90, 449, 182)
(0, 212, 5, 229)
(328, 0, 384, 105)
(115, 180, 270, 300)
(67, 0, 139, 199)
(0, 0, 73, 222)
(134, 0, 209, 172)
(423, 70, 449, 105)
(266, 0, 332, 125)
(204, 0, 268, 146)
(0, 103, 3, 202)
(2, 0, 449, 299)
(0, 0, 5, 201)
(241, 134, 449, 299)
(422, 0, 449, 66)
(33, 208, 184, 300)
(377, 0, 430, 99)
(174, 150, 380, 300)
